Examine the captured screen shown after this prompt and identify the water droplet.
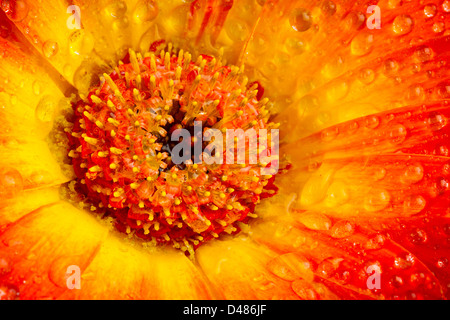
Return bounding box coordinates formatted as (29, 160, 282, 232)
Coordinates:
(326, 80, 349, 101)
(375, 167, 387, 181)
(321, 126, 339, 142)
(358, 68, 375, 84)
(428, 111, 447, 131)
(389, 124, 408, 144)
(297, 212, 331, 231)
(365, 234, 386, 250)
(390, 275, 404, 287)
(317, 257, 342, 277)
(351, 33, 374, 56)
(432, 22, 445, 33)
(342, 11, 365, 30)
(330, 220, 354, 238)
(291, 278, 319, 300)
(0, 282, 19, 300)
(436, 81, 450, 99)
(403, 195, 426, 215)
(383, 59, 399, 76)
(0, 168, 23, 198)
(0, 256, 11, 275)
(435, 177, 449, 195)
(35, 95, 57, 123)
(32, 80, 41, 95)
(321, 0, 336, 16)
(326, 182, 349, 207)
(406, 84, 424, 101)
(423, 4, 437, 18)
(104, 0, 127, 19)
(226, 19, 249, 42)
(409, 228, 428, 244)
(69, 30, 95, 56)
(443, 0, 450, 12)
(436, 257, 448, 269)
(364, 188, 391, 212)
(392, 15, 414, 35)
(401, 163, 424, 184)
(42, 40, 58, 58)
(133, 0, 158, 23)
(394, 253, 415, 269)
(1, 0, 28, 22)
(414, 46, 434, 63)
(364, 115, 380, 129)
(290, 8, 312, 32)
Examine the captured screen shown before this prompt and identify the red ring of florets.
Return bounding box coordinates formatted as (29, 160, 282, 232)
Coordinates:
(66, 47, 279, 253)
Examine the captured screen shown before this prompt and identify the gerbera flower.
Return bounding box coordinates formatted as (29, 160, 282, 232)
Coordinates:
(0, 0, 449, 300)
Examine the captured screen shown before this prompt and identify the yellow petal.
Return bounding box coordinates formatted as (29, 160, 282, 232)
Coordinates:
(0, 201, 108, 299)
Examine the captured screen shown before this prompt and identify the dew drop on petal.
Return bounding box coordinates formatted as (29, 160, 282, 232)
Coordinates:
(0, 282, 19, 300)
(69, 30, 95, 56)
(409, 228, 428, 244)
(104, 0, 127, 19)
(428, 111, 447, 131)
(226, 19, 249, 42)
(321, 0, 336, 16)
(436, 81, 450, 99)
(401, 163, 424, 184)
(414, 46, 434, 63)
(342, 11, 365, 30)
(423, 4, 437, 18)
(442, 0, 450, 12)
(0, 256, 11, 276)
(432, 22, 445, 33)
(0, 168, 23, 198)
(403, 195, 426, 215)
(351, 33, 374, 56)
(389, 124, 408, 144)
(330, 220, 354, 239)
(290, 8, 312, 32)
(133, 0, 158, 23)
(42, 40, 59, 58)
(1, 0, 28, 22)
(392, 15, 414, 35)
(32, 80, 41, 95)
(35, 95, 57, 123)
(291, 278, 319, 300)
(358, 68, 375, 84)
(383, 59, 399, 76)
(364, 115, 380, 129)
(364, 188, 391, 212)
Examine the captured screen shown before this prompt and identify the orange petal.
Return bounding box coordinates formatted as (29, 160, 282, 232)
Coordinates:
(250, 216, 446, 299)
(1, 0, 109, 93)
(196, 237, 299, 299)
(0, 201, 108, 299)
(59, 236, 215, 299)
(241, 1, 449, 137)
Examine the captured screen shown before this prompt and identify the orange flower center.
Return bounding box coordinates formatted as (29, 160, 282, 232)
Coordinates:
(66, 46, 280, 253)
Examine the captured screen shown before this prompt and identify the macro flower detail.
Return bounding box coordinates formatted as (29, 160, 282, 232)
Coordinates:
(0, 0, 449, 300)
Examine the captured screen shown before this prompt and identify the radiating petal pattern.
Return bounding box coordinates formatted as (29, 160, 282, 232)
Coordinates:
(0, 0, 449, 300)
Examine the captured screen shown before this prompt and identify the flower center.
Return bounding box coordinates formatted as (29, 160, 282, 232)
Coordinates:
(65, 46, 279, 254)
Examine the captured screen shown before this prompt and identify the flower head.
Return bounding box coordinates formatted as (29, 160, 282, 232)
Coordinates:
(0, 0, 449, 300)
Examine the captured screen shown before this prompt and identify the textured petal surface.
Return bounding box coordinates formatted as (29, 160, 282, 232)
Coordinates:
(0, 0, 449, 300)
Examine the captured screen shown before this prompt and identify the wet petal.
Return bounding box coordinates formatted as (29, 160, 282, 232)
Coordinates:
(1, 0, 109, 93)
(0, 201, 108, 299)
(59, 235, 215, 299)
(196, 237, 299, 299)
(241, 0, 449, 137)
